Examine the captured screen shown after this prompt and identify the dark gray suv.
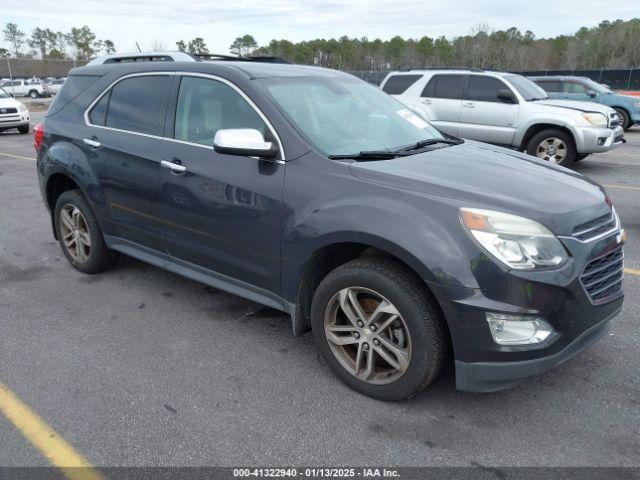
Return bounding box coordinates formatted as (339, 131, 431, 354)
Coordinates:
(35, 53, 625, 400)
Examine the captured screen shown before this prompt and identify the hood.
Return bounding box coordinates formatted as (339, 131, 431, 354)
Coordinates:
(0, 96, 22, 109)
(534, 99, 614, 115)
(349, 141, 610, 236)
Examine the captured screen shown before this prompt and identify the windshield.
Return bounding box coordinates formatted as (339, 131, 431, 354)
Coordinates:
(0, 87, 9, 99)
(580, 78, 612, 94)
(505, 75, 549, 101)
(257, 75, 446, 156)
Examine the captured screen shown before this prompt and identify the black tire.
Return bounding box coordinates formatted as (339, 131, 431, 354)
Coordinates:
(311, 257, 448, 401)
(18, 125, 29, 134)
(526, 128, 576, 167)
(614, 108, 630, 131)
(28, 90, 39, 99)
(54, 189, 118, 274)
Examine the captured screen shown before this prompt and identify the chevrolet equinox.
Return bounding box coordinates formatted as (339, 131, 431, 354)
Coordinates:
(35, 53, 625, 400)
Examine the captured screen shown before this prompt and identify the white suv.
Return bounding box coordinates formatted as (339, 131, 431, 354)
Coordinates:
(380, 69, 624, 166)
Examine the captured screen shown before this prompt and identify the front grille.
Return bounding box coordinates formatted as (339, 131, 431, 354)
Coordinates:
(609, 112, 620, 129)
(0, 107, 18, 114)
(580, 247, 624, 304)
(572, 211, 616, 241)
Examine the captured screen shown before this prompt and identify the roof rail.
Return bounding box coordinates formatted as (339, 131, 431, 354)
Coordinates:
(194, 53, 293, 64)
(400, 66, 485, 72)
(86, 51, 197, 66)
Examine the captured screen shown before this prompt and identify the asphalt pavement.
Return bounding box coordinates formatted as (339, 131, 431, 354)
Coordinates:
(0, 115, 639, 469)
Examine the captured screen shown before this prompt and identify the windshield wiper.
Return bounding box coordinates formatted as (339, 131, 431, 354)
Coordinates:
(394, 138, 463, 153)
(328, 150, 406, 161)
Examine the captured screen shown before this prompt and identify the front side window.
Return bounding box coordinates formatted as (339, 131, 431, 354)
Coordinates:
(104, 75, 172, 136)
(505, 75, 548, 101)
(258, 75, 445, 156)
(174, 76, 268, 147)
(465, 76, 511, 103)
(563, 82, 588, 94)
(536, 80, 563, 93)
(382, 74, 423, 95)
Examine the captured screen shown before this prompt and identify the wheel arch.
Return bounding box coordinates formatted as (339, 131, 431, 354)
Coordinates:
(45, 171, 83, 239)
(290, 238, 447, 339)
(520, 123, 576, 152)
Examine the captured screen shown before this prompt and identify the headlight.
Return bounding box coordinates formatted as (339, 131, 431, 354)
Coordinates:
(460, 208, 568, 270)
(581, 112, 607, 127)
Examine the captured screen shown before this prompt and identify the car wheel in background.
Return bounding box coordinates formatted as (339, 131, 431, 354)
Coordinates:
(614, 108, 630, 130)
(311, 257, 448, 401)
(527, 129, 576, 167)
(28, 90, 39, 99)
(18, 125, 29, 134)
(54, 189, 118, 274)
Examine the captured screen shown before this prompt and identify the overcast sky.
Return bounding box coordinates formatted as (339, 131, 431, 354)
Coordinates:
(3, 0, 639, 54)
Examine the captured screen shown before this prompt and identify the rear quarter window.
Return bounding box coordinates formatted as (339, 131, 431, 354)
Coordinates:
(382, 74, 423, 95)
(47, 75, 102, 116)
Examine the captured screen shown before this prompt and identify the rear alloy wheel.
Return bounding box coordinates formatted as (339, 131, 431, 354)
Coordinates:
(28, 90, 39, 99)
(54, 189, 118, 274)
(527, 129, 576, 167)
(311, 257, 447, 401)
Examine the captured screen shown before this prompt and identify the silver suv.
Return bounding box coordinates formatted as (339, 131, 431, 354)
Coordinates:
(381, 69, 625, 166)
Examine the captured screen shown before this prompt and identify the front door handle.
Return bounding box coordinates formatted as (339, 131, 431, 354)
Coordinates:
(462, 102, 475, 108)
(161, 160, 187, 173)
(83, 138, 101, 148)
(420, 99, 432, 105)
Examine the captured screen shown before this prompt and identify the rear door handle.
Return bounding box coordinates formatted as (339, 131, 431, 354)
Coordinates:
(161, 160, 187, 173)
(83, 138, 101, 148)
(462, 102, 475, 108)
(420, 99, 432, 105)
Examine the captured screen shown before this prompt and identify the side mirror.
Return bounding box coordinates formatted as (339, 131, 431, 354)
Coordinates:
(213, 129, 278, 159)
(497, 89, 517, 104)
(587, 90, 597, 98)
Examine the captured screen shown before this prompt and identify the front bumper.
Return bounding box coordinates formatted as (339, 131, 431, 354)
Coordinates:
(0, 113, 30, 129)
(455, 308, 618, 392)
(430, 225, 625, 392)
(575, 125, 624, 153)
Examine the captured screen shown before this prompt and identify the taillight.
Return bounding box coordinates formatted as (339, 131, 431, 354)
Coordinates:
(33, 122, 44, 152)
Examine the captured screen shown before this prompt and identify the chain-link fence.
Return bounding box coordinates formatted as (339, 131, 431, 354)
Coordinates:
(0, 58, 89, 80)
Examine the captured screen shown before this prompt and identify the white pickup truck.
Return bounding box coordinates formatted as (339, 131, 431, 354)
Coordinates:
(0, 79, 51, 98)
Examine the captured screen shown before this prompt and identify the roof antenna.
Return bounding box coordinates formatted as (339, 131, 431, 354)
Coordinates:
(135, 42, 142, 53)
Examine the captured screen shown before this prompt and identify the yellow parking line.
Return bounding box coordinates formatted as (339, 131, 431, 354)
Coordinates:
(0, 152, 36, 161)
(0, 381, 105, 480)
(626, 268, 640, 277)
(603, 184, 640, 191)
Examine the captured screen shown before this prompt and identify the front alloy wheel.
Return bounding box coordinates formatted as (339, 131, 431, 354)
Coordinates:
(324, 287, 411, 385)
(535, 137, 567, 164)
(311, 257, 447, 401)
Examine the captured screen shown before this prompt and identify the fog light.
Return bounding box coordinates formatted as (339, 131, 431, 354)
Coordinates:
(486, 313, 554, 345)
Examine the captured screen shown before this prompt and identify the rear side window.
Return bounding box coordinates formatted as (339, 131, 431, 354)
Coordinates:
(423, 75, 464, 100)
(89, 91, 110, 126)
(536, 80, 563, 93)
(382, 74, 423, 95)
(105, 75, 172, 135)
(465, 76, 509, 102)
(48, 75, 101, 116)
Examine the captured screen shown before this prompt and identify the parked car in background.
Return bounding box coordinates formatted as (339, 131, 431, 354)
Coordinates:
(0, 87, 30, 133)
(46, 78, 67, 96)
(530, 76, 640, 130)
(35, 53, 624, 400)
(381, 69, 624, 166)
(0, 79, 50, 98)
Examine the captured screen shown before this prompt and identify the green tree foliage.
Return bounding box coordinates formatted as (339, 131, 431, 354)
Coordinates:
(253, 18, 640, 70)
(3, 23, 25, 57)
(68, 26, 98, 59)
(230, 34, 258, 56)
(176, 40, 187, 52)
(187, 37, 209, 55)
